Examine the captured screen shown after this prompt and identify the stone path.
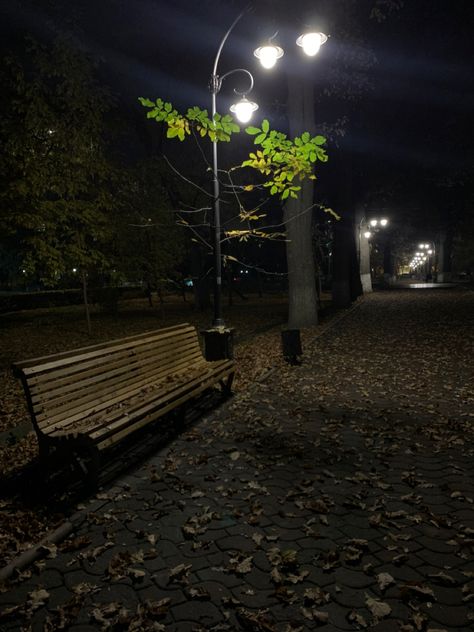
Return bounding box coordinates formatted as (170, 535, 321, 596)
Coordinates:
(1, 289, 473, 631)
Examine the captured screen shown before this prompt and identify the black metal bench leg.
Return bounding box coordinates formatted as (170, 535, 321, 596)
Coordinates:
(219, 372, 234, 396)
(73, 445, 100, 489)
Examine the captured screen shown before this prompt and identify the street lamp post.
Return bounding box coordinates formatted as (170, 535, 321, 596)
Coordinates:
(202, 10, 327, 359)
(209, 11, 258, 329)
(357, 216, 388, 293)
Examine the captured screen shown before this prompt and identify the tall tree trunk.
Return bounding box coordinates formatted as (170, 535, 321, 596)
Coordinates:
(331, 151, 362, 305)
(436, 230, 453, 282)
(383, 236, 394, 284)
(356, 207, 372, 293)
(332, 215, 352, 308)
(284, 74, 318, 328)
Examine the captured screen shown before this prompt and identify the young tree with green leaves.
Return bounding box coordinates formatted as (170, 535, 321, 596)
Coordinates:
(138, 96, 332, 324)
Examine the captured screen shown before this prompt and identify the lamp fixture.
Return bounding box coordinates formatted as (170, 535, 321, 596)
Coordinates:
(254, 43, 284, 69)
(296, 31, 328, 56)
(230, 95, 259, 123)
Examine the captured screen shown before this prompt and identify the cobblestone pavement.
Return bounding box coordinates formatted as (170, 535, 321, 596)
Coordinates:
(1, 289, 473, 631)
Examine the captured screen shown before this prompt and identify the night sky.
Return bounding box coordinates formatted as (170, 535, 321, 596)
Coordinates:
(1, 0, 473, 225)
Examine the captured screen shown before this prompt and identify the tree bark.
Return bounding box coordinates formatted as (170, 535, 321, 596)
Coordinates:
(436, 230, 453, 282)
(81, 271, 92, 335)
(332, 215, 352, 308)
(284, 74, 318, 328)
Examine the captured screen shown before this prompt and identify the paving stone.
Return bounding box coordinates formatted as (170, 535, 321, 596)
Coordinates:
(195, 567, 243, 588)
(138, 584, 186, 605)
(44, 585, 73, 610)
(413, 535, 459, 554)
(334, 567, 375, 589)
(420, 602, 472, 628)
(370, 620, 403, 632)
(331, 585, 371, 609)
(214, 534, 256, 553)
(171, 599, 223, 625)
(93, 582, 140, 605)
(414, 549, 466, 569)
(321, 601, 355, 630)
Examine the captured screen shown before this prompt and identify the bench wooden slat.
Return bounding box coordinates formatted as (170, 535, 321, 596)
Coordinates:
(95, 361, 235, 450)
(13, 324, 193, 374)
(51, 359, 234, 444)
(36, 352, 207, 431)
(30, 339, 202, 409)
(25, 328, 199, 385)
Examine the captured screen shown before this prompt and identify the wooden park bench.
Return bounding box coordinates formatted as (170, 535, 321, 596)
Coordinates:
(12, 324, 235, 483)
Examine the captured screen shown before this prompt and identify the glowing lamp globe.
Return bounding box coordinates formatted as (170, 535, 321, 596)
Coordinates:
(254, 44, 284, 69)
(363, 231, 372, 239)
(230, 96, 258, 123)
(380, 218, 388, 226)
(296, 32, 328, 56)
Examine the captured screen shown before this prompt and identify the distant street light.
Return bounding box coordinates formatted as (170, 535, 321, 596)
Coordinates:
(358, 216, 389, 293)
(409, 240, 435, 279)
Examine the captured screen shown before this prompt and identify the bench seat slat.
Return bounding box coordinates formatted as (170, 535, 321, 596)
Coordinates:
(48, 359, 233, 442)
(95, 361, 234, 450)
(36, 353, 208, 432)
(88, 364, 234, 443)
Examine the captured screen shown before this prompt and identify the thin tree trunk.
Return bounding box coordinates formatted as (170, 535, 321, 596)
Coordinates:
(332, 216, 352, 308)
(284, 74, 318, 328)
(81, 271, 91, 335)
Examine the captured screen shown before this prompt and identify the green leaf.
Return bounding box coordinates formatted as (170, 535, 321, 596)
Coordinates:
(138, 97, 155, 107)
(282, 189, 290, 200)
(164, 102, 172, 112)
(245, 126, 261, 135)
(254, 133, 267, 144)
(301, 132, 310, 143)
(314, 135, 326, 145)
(166, 127, 178, 138)
(261, 119, 270, 133)
(146, 109, 158, 119)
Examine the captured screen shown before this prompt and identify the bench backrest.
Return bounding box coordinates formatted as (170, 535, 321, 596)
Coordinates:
(12, 323, 204, 436)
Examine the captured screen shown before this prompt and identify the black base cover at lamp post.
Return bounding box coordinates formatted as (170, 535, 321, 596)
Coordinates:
(281, 329, 302, 365)
(201, 328, 234, 361)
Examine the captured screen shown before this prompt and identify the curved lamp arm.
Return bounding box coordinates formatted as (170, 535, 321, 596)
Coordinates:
(217, 68, 254, 96)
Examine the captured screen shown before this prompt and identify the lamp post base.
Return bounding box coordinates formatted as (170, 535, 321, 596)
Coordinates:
(201, 328, 235, 361)
(281, 329, 302, 365)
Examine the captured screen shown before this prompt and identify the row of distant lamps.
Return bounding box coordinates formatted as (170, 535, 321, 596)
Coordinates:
(230, 32, 328, 122)
(362, 217, 388, 239)
(410, 243, 434, 269)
